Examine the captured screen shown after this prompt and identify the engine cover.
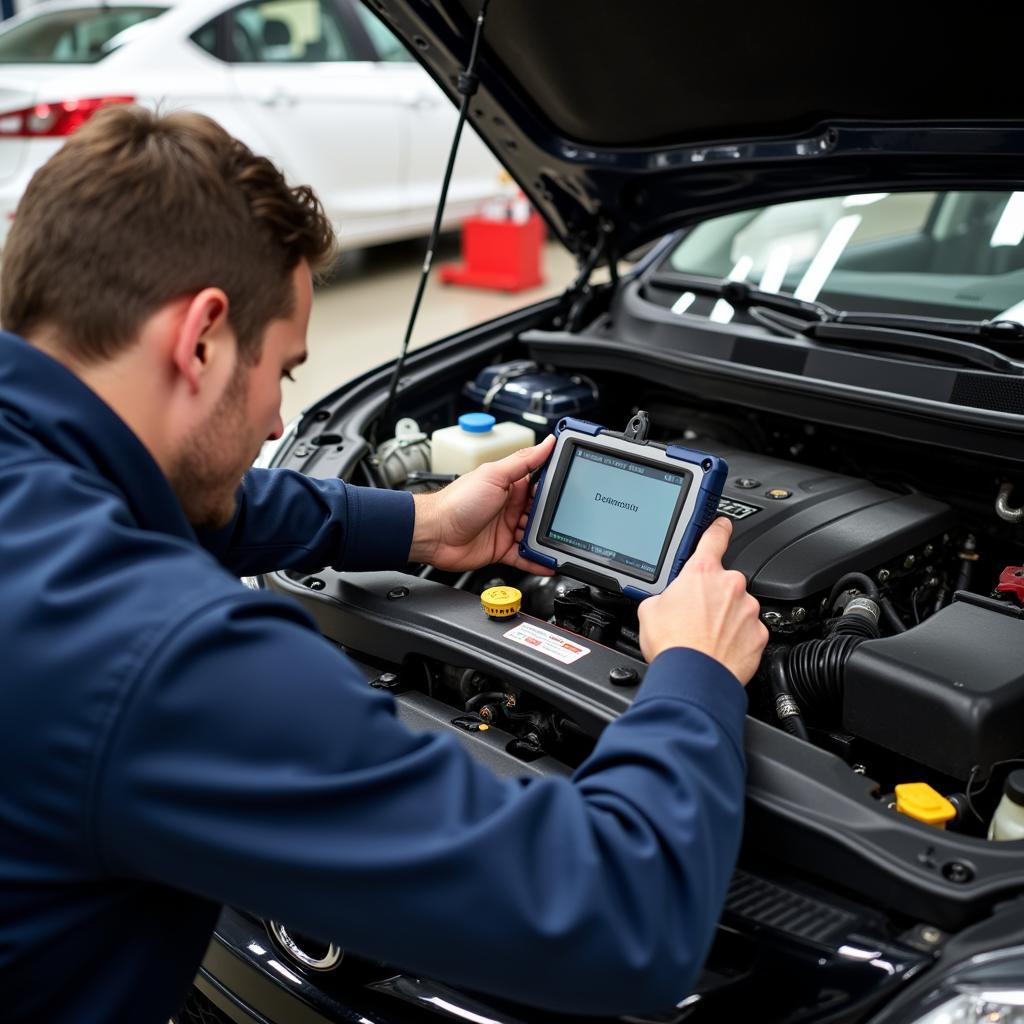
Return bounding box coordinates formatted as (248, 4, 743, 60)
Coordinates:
(714, 446, 956, 603)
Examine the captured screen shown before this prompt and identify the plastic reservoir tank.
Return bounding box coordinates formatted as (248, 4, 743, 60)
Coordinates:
(431, 413, 536, 475)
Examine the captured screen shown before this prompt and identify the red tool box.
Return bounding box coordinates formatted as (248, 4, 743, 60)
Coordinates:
(439, 201, 545, 292)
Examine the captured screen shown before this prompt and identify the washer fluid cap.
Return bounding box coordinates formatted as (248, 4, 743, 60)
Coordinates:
(1004, 769, 1024, 806)
(894, 782, 956, 827)
(459, 412, 496, 433)
(481, 586, 522, 618)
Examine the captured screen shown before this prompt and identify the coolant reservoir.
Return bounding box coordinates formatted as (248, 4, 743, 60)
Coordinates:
(988, 770, 1024, 840)
(431, 413, 535, 475)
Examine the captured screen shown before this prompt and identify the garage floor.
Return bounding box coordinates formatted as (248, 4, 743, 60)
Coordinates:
(282, 234, 578, 426)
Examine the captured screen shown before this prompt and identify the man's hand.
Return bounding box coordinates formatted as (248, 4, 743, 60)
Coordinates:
(410, 434, 556, 574)
(637, 517, 768, 685)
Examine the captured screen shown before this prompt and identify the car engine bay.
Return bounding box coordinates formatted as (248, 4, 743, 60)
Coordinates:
(256, 321, 1024, 1021)
(270, 346, 1024, 842)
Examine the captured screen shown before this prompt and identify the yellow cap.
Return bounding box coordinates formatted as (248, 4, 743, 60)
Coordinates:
(895, 783, 956, 828)
(481, 586, 522, 619)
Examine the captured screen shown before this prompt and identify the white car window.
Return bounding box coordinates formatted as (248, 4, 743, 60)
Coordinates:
(224, 0, 352, 63)
(0, 6, 165, 64)
(353, 4, 414, 62)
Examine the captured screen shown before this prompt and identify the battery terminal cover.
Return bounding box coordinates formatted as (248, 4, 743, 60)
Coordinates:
(481, 586, 522, 619)
(894, 782, 956, 828)
(996, 565, 1024, 604)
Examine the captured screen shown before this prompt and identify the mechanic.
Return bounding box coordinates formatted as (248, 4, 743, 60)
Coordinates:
(0, 107, 767, 1024)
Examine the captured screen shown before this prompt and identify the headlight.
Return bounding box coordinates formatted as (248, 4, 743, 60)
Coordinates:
(911, 990, 1024, 1024)
(872, 946, 1024, 1024)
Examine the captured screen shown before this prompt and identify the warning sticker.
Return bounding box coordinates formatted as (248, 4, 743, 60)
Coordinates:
(503, 622, 591, 664)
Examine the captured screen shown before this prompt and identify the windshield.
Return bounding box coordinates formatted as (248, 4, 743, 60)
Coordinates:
(665, 192, 1024, 326)
(0, 7, 165, 64)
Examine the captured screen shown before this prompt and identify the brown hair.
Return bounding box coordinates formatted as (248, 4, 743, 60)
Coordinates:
(1, 104, 336, 364)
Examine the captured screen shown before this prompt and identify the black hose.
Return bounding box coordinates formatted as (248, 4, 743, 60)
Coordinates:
(766, 647, 810, 741)
(831, 608, 880, 640)
(767, 589, 883, 736)
(879, 596, 907, 633)
(556, 716, 588, 737)
(786, 634, 868, 716)
(827, 572, 879, 611)
(458, 668, 479, 701)
(465, 691, 508, 713)
(954, 558, 975, 594)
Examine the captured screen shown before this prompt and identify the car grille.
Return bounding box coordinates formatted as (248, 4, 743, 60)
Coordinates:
(725, 869, 858, 943)
(173, 987, 236, 1024)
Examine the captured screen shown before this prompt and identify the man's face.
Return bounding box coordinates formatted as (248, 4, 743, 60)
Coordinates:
(171, 263, 312, 528)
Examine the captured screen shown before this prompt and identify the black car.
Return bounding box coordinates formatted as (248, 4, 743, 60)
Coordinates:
(181, 3, 1024, 1023)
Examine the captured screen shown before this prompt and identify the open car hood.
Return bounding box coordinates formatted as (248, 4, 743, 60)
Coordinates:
(375, 0, 1024, 260)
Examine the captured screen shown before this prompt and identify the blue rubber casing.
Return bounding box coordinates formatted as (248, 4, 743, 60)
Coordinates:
(520, 418, 728, 600)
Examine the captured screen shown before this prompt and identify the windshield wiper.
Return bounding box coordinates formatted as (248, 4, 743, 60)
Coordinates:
(771, 312, 1023, 375)
(649, 270, 1024, 375)
(650, 271, 832, 323)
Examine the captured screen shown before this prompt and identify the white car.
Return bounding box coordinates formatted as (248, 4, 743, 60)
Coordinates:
(0, 0, 506, 249)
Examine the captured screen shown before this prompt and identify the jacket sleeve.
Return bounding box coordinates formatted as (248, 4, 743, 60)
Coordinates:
(94, 592, 747, 1016)
(194, 468, 414, 576)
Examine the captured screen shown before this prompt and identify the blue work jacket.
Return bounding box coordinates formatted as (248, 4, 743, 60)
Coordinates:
(0, 332, 747, 1023)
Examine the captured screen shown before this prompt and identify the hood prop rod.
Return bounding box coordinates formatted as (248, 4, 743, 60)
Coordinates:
(377, 0, 491, 442)
(564, 218, 618, 333)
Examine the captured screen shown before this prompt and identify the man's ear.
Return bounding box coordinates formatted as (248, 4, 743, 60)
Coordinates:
(171, 288, 233, 394)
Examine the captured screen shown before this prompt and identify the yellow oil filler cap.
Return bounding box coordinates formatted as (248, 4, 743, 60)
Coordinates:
(481, 586, 522, 619)
(895, 782, 956, 828)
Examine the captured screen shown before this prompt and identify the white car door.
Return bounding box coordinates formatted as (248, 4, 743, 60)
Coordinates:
(351, 4, 503, 223)
(219, 0, 407, 248)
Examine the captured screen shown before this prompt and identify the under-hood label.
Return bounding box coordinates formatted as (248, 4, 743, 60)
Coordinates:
(718, 498, 763, 520)
(503, 622, 591, 664)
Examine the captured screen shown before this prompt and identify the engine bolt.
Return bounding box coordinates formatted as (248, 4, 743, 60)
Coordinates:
(877, 568, 891, 583)
(903, 555, 916, 570)
(924, 544, 935, 557)
(921, 927, 942, 944)
(851, 764, 867, 774)
(942, 861, 974, 884)
(791, 607, 807, 623)
(609, 666, 640, 687)
(761, 611, 783, 627)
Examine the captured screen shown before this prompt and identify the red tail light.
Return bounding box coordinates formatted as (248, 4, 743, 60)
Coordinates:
(0, 96, 135, 138)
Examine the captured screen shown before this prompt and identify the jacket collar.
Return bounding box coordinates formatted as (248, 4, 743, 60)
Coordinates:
(0, 331, 196, 542)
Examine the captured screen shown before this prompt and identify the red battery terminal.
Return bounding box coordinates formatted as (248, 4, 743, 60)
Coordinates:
(996, 566, 1024, 604)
